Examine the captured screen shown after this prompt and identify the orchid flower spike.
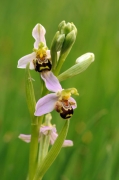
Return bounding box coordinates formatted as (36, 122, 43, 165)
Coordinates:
(34, 75, 79, 119)
(19, 113, 73, 147)
(17, 24, 52, 72)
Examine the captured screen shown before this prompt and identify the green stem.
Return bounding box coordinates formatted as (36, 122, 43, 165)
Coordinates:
(29, 117, 43, 180)
(38, 116, 44, 129)
(29, 117, 39, 180)
(25, 65, 43, 180)
(53, 53, 65, 76)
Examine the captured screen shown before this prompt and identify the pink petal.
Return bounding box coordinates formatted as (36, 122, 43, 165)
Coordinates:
(41, 71, 62, 92)
(32, 24, 46, 49)
(34, 93, 58, 116)
(17, 52, 36, 69)
(40, 125, 56, 135)
(62, 140, 73, 147)
(18, 134, 31, 143)
(50, 131, 58, 145)
(69, 97, 77, 109)
(50, 131, 73, 147)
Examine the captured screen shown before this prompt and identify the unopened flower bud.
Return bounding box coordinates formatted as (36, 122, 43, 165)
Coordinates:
(76, 52, 94, 64)
(58, 21, 77, 36)
(55, 34, 65, 51)
(61, 30, 76, 55)
(58, 21, 77, 60)
(51, 31, 65, 69)
(52, 21, 77, 75)
(51, 31, 65, 52)
(62, 23, 72, 35)
(58, 21, 65, 30)
(58, 53, 95, 81)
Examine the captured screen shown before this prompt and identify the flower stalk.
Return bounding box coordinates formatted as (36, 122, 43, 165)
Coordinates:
(25, 64, 40, 180)
(29, 121, 39, 180)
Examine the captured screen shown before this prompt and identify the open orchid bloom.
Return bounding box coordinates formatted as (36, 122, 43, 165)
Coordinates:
(34, 75, 79, 119)
(17, 23, 60, 90)
(19, 125, 73, 147)
(17, 24, 51, 71)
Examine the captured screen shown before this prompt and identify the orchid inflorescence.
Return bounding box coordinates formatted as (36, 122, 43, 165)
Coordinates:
(17, 21, 94, 180)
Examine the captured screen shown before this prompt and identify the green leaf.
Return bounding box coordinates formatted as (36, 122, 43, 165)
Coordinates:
(25, 63, 36, 121)
(34, 119, 70, 180)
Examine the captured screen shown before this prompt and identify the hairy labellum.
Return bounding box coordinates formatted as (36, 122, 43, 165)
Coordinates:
(33, 58, 52, 72)
(55, 100, 73, 119)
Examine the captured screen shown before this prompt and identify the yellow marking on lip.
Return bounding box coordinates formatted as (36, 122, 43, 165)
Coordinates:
(39, 66, 50, 70)
(66, 114, 72, 117)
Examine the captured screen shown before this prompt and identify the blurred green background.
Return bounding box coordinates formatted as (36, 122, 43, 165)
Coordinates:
(0, 0, 119, 179)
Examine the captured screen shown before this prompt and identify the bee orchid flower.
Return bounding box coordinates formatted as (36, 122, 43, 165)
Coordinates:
(19, 124, 73, 147)
(17, 24, 51, 71)
(17, 23, 58, 87)
(34, 75, 79, 119)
